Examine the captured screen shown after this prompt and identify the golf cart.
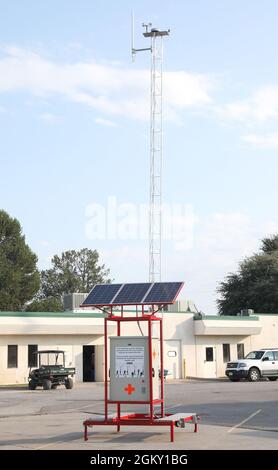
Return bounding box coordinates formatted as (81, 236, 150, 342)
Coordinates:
(28, 350, 75, 390)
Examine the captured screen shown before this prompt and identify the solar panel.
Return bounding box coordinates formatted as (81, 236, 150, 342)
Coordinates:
(143, 282, 183, 304)
(81, 284, 122, 306)
(81, 282, 183, 307)
(113, 283, 151, 304)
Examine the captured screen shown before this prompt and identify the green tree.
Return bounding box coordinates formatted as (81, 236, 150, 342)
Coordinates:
(0, 210, 40, 310)
(217, 234, 278, 315)
(40, 248, 111, 298)
(26, 297, 64, 312)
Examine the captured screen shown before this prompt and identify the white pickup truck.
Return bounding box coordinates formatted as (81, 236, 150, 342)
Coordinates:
(225, 349, 278, 382)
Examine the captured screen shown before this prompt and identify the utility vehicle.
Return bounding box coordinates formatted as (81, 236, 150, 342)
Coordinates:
(28, 350, 75, 390)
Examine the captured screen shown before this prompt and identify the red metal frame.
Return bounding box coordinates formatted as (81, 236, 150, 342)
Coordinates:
(103, 310, 163, 417)
(83, 299, 198, 442)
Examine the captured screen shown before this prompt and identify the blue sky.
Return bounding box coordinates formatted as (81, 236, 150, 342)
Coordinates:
(1, 0, 278, 313)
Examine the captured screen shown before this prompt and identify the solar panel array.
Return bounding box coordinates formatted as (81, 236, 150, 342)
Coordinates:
(144, 282, 183, 304)
(82, 284, 122, 306)
(113, 283, 151, 304)
(81, 282, 183, 307)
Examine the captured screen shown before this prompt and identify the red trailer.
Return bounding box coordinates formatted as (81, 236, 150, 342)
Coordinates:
(81, 282, 199, 442)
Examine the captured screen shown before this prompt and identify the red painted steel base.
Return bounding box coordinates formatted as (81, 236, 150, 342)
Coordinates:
(83, 413, 198, 443)
(81, 300, 198, 444)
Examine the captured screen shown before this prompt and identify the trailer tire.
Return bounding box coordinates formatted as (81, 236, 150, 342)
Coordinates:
(43, 379, 52, 390)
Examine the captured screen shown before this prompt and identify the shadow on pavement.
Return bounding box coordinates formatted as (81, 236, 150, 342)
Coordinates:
(0, 432, 83, 448)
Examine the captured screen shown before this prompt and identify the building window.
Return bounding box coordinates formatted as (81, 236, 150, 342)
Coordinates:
(28, 345, 38, 367)
(205, 347, 214, 362)
(8, 345, 18, 368)
(237, 344, 245, 359)
(223, 344, 230, 363)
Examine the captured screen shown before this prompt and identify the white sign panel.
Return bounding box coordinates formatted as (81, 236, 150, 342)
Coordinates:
(115, 346, 145, 378)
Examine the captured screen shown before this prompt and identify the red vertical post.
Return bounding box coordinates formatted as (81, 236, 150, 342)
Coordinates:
(117, 320, 121, 432)
(148, 317, 154, 419)
(84, 423, 88, 441)
(104, 317, 108, 421)
(170, 422, 174, 442)
(160, 317, 164, 417)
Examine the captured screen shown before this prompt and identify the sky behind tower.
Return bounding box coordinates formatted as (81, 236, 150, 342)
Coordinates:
(1, 0, 278, 312)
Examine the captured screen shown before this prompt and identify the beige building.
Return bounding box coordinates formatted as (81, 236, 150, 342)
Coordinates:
(0, 301, 277, 385)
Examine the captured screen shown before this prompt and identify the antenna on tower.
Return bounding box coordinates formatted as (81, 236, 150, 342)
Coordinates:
(131, 16, 170, 282)
(131, 11, 135, 62)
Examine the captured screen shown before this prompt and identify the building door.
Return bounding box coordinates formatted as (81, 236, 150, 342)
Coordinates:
(164, 340, 181, 379)
(83, 346, 95, 382)
(203, 346, 217, 378)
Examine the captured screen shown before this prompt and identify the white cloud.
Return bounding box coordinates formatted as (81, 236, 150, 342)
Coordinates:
(198, 212, 252, 253)
(165, 71, 213, 108)
(242, 132, 278, 149)
(222, 85, 278, 123)
(39, 112, 58, 122)
(0, 46, 214, 121)
(95, 117, 117, 127)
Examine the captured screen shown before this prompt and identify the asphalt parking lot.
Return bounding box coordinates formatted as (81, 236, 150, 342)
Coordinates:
(0, 380, 277, 450)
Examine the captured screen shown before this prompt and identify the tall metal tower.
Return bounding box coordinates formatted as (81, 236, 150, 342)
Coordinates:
(132, 19, 170, 282)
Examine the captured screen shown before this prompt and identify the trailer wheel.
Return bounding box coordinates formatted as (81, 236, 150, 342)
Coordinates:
(43, 379, 52, 390)
(29, 380, 37, 390)
(65, 378, 73, 389)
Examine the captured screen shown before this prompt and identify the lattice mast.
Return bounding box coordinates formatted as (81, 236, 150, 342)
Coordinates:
(132, 17, 170, 282)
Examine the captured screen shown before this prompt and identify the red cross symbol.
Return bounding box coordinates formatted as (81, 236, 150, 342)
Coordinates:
(124, 384, 135, 395)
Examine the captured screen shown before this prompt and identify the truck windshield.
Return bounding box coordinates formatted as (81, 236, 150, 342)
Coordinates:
(39, 353, 64, 367)
(245, 351, 264, 360)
